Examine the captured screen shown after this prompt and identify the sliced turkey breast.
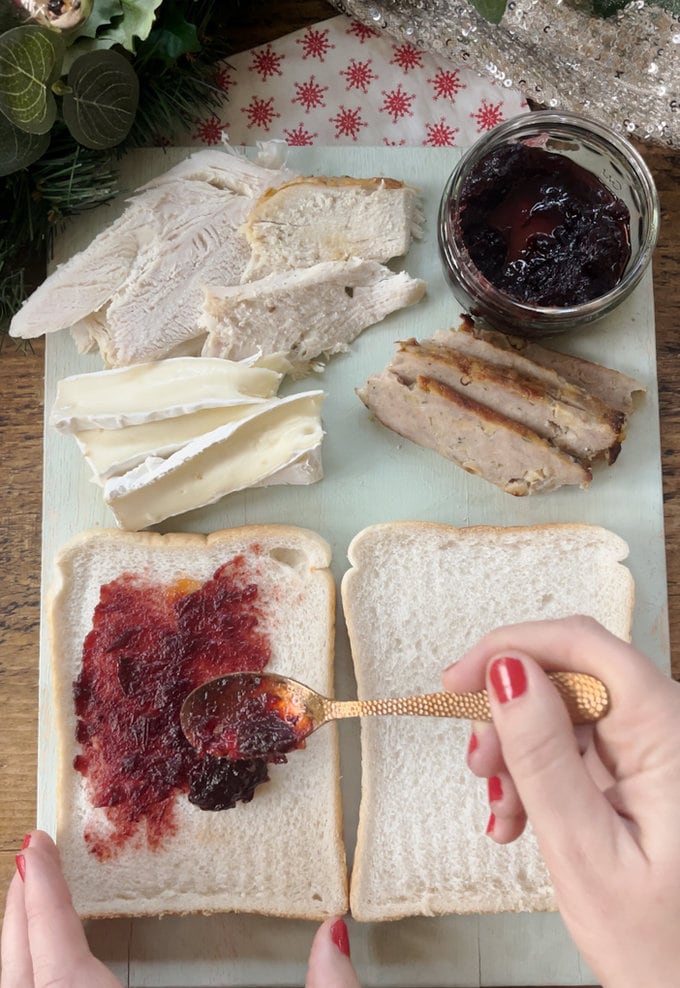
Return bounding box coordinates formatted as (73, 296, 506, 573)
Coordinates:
(241, 176, 423, 281)
(393, 337, 626, 465)
(358, 370, 591, 496)
(9, 151, 289, 362)
(140, 148, 295, 197)
(200, 258, 426, 371)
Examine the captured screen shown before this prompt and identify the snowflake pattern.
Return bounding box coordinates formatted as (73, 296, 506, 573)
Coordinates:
(249, 44, 285, 82)
(428, 67, 465, 102)
(347, 19, 380, 43)
(283, 122, 318, 146)
(173, 15, 526, 151)
(193, 115, 225, 145)
(213, 65, 235, 93)
(340, 57, 378, 94)
(423, 116, 460, 147)
(241, 95, 280, 131)
(390, 43, 424, 74)
(292, 75, 329, 113)
(329, 105, 368, 141)
(380, 83, 416, 123)
(296, 26, 335, 61)
(471, 98, 505, 132)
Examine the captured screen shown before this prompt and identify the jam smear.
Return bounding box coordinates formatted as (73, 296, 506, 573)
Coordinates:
(73, 558, 273, 859)
(456, 143, 631, 307)
(186, 674, 315, 761)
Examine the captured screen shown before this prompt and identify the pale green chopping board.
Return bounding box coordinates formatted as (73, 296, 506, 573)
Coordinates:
(37, 146, 669, 987)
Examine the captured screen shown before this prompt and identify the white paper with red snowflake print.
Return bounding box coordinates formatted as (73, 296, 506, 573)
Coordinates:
(181, 14, 527, 150)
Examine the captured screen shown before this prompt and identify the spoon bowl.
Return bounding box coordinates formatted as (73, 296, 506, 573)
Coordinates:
(180, 669, 610, 761)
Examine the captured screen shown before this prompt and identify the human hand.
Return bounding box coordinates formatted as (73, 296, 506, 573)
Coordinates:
(1, 830, 122, 988)
(1, 830, 362, 988)
(442, 615, 680, 988)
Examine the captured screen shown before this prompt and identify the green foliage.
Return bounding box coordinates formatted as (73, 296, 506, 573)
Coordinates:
(0, 0, 233, 338)
(470, 0, 508, 23)
(62, 48, 139, 149)
(0, 121, 118, 330)
(0, 26, 65, 134)
(101, 0, 165, 51)
(0, 106, 50, 177)
(138, 0, 200, 65)
(592, 0, 628, 15)
(68, 0, 123, 41)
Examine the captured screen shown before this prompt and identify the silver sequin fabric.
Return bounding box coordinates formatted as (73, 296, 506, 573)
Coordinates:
(331, 0, 680, 147)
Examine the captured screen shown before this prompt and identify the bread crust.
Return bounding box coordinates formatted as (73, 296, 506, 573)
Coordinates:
(342, 520, 633, 921)
(48, 524, 346, 921)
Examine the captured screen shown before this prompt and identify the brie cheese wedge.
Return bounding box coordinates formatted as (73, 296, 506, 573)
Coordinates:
(75, 403, 271, 483)
(103, 391, 325, 531)
(51, 357, 281, 431)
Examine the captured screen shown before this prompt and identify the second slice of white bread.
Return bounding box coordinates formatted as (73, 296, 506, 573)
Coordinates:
(341, 521, 633, 921)
(49, 525, 347, 919)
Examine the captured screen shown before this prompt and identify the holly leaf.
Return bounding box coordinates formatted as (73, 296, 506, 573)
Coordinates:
(470, 0, 507, 23)
(137, 1, 200, 65)
(62, 48, 139, 149)
(0, 110, 50, 177)
(99, 0, 165, 53)
(0, 26, 64, 134)
(67, 0, 124, 40)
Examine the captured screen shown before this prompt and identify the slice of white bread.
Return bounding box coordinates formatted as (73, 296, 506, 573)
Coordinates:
(341, 521, 633, 921)
(48, 525, 347, 919)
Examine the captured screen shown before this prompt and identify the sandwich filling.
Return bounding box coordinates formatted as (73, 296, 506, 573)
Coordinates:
(73, 552, 277, 860)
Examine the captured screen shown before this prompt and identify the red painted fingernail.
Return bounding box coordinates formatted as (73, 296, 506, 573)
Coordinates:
(488, 775, 503, 803)
(467, 732, 478, 757)
(21, 833, 32, 850)
(15, 854, 26, 882)
(486, 813, 496, 836)
(489, 656, 527, 704)
(330, 917, 351, 957)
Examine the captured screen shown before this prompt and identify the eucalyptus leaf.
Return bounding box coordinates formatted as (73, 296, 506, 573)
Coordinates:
(62, 49, 139, 149)
(61, 36, 117, 75)
(470, 0, 507, 23)
(0, 26, 64, 134)
(0, 110, 50, 177)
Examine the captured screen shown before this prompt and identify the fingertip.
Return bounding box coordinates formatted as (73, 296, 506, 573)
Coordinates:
(487, 654, 529, 706)
(306, 916, 361, 988)
(1, 870, 32, 987)
(485, 810, 527, 845)
(329, 917, 351, 958)
(465, 721, 506, 779)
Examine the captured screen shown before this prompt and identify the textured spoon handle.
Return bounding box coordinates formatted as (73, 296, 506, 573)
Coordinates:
(328, 671, 609, 725)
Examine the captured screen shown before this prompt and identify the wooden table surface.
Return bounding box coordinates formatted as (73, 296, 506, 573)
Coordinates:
(1, 3, 679, 985)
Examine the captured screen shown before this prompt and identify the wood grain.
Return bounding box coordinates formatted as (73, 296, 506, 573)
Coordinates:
(1, 4, 679, 986)
(0, 339, 43, 893)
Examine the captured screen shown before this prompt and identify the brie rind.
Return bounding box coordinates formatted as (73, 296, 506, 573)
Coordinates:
(75, 402, 276, 483)
(51, 357, 281, 432)
(255, 446, 324, 487)
(103, 391, 325, 531)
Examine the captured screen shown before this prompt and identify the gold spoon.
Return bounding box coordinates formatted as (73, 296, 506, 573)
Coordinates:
(180, 669, 609, 761)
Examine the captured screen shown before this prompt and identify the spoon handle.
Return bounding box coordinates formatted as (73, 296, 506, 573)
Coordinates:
(326, 671, 609, 725)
